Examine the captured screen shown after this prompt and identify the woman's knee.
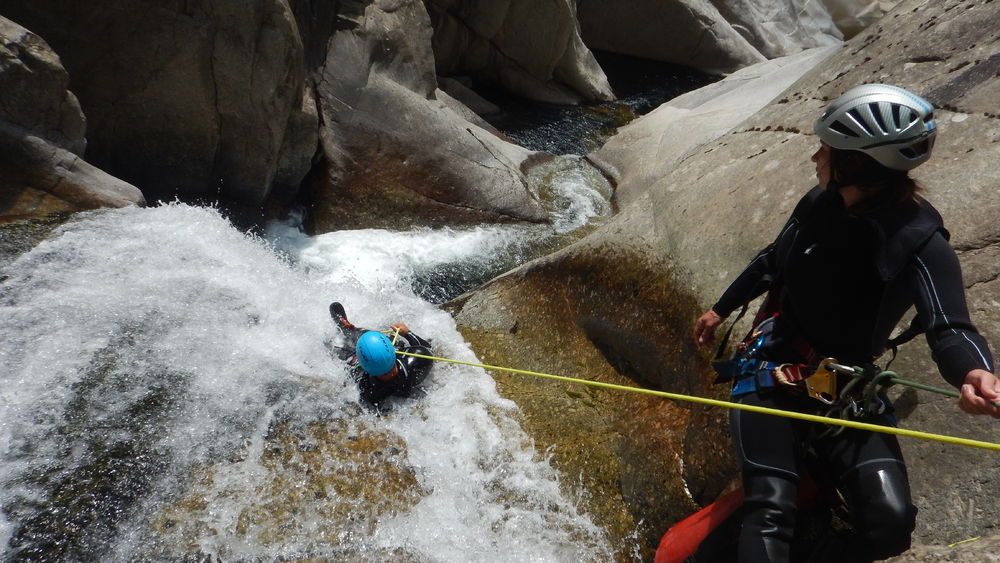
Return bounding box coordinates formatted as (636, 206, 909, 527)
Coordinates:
(847, 465, 917, 557)
(860, 497, 916, 557)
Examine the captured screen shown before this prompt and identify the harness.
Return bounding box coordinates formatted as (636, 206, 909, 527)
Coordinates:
(713, 316, 837, 402)
(707, 188, 959, 439)
(711, 303, 919, 436)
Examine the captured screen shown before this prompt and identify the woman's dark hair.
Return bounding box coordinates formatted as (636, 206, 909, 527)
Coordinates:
(830, 148, 922, 204)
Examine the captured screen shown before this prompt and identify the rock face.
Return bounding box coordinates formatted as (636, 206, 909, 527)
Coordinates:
(151, 418, 425, 559)
(0, 17, 84, 156)
(425, 0, 614, 104)
(709, 0, 843, 58)
(2, 1, 316, 205)
(2, 0, 548, 229)
(590, 45, 838, 208)
(578, 0, 767, 74)
(447, 229, 728, 558)
(308, 0, 548, 232)
(447, 44, 834, 554)
(0, 16, 144, 221)
(577, 0, 891, 73)
(823, 0, 900, 38)
(886, 535, 1000, 563)
(455, 0, 1000, 551)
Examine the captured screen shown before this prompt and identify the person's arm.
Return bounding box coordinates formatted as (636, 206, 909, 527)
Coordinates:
(392, 322, 431, 349)
(390, 323, 434, 386)
(695, 242, 779, 347)
(696, 187, 828, 347)
(960, 370, 1000, 417)
(907, 234, 998, 416)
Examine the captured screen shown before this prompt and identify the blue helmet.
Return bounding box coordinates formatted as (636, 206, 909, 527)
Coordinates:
(356, 331, 397, 377)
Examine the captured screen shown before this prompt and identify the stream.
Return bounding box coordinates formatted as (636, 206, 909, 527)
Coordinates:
(0, 59, 713, 560)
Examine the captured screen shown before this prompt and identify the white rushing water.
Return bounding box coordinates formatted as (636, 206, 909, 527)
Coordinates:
(0, 158, 617, 560)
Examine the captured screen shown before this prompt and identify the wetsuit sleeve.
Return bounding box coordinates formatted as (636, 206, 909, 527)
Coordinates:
(712, 187, 821, 318)
(398, 331, 431, 349)
(398, 331, 434, 388)
(711, 243, 779, 319)
(907, 234, 994, 388)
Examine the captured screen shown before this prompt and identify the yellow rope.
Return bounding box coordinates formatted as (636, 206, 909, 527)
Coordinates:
(947, 536, 982, 548)
(396, 350, 1000, 453)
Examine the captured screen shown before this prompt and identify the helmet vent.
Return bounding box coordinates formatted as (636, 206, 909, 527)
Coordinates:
(899, 106, 915, 126)
(900, 140, 930, 160)
(829, 120, 858, 137)
(847, 108, 875, 136)
(891, 104, 902, 129)
(870, 103, 889, 134)
(923, 111, 934, 123)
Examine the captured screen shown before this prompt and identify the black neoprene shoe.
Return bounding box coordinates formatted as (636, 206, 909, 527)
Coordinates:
(329, 302, 347, 321)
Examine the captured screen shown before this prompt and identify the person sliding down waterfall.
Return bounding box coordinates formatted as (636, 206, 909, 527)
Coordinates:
(692, 84, 1000, 562)
(330, 302, 434, 411)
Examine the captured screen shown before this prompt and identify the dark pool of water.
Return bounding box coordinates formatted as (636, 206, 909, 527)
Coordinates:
(477, 51, 718, 155)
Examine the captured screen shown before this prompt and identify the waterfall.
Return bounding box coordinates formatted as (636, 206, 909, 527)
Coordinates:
(0, 157, 618, 560)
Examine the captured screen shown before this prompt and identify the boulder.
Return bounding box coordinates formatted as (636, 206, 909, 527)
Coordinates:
(308, 0, 548, 233)
(2, 1, 317, 205)
(0, 17, 85, 155)
(434, 88, 500, 134)
(0, 123, 146, 219)
(577, 0, 893, 73)
(577, 0, 767, 74)
(425, 0, 614, 104)
(0, 16, 144, 221)
(822, 0, 901, 38)
(447, 225, 723, 558)
(455, 0, 1000, 549)
(437, 77, 500, 116)
(708, 0, 843, 58)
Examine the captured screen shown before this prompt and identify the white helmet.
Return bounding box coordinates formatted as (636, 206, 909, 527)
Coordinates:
(814, 84, 937, 171)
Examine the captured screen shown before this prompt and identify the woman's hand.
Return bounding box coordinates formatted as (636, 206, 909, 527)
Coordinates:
(390, 322, 410, 335)
(960, 369, 1000, 418)
(693, 310, 724, 348)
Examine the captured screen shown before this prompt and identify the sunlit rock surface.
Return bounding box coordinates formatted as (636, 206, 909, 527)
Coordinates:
(425, 0, 614, 104)
(578, 0, 766, 74)
(577, 0, 895, 73)
(0, 16, 143, 221)
(590, 45, 837, 208)
(823, 0, 901, 38)
(886, 536, 1000, 562)
(709, 0, 843, 58)
(448, 228, 735, 558)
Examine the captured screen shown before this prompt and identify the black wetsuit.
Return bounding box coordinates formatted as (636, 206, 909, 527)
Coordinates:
(336, 326, 434, 410)
(713, 186, 994, 562)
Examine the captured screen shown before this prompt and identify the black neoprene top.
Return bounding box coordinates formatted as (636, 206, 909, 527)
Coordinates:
(713, 186, 993, 388)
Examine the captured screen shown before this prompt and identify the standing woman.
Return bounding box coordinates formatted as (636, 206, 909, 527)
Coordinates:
(693, 84, 1000, 562)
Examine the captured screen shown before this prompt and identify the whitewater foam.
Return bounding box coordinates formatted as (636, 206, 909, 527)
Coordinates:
(0, 203, 612, 561)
